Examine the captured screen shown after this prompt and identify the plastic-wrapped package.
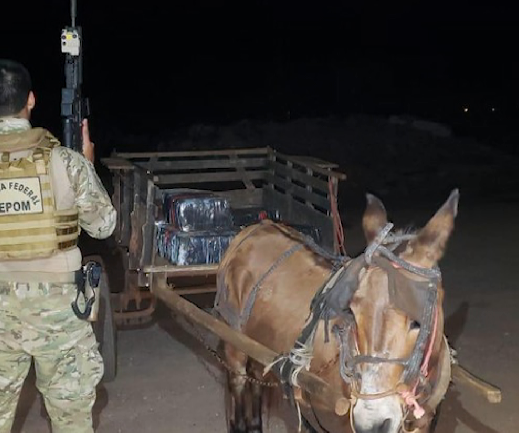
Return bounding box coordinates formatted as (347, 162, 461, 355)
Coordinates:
(156, 223, 237, 265)
(162, 191, 233, 232)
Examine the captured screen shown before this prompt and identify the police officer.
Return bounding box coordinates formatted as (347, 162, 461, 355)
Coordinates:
(0, 59, 116, 432)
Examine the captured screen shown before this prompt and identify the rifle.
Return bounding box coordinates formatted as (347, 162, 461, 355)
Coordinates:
(60, 0, 89, 154)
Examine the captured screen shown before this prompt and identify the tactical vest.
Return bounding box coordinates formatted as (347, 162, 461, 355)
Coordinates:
(0, 129, 79, 260)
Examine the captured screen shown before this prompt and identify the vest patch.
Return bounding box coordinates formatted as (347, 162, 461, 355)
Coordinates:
(0, 177, 43, 216)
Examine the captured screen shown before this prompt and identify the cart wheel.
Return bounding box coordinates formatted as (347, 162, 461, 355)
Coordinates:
(84, 255, 118, 383)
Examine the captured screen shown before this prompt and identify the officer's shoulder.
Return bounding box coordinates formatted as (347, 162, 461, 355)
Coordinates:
(41, 129, 61, 147)
(51, 146, 88, 169)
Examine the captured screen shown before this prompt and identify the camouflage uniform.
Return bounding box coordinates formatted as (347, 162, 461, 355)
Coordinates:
(0, 118, 116, 433)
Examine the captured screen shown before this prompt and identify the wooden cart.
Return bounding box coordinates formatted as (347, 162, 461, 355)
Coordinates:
(101, 146, 346, 324)
(98, 146, 501, 409)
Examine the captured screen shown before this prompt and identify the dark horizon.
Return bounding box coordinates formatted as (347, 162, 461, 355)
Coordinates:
(2, 0, 519, 154)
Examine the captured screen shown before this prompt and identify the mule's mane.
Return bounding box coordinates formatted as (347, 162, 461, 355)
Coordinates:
(395, 226, 417, 236)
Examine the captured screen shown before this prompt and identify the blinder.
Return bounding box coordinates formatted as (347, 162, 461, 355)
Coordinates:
(375, 256, 434, 324)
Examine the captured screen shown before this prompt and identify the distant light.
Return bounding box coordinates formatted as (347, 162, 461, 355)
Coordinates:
(491, 107, 496, 112)
(463, 107, 469, 113)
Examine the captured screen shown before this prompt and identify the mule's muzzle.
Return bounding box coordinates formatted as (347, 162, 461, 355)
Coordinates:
(354, 418, 393, 433)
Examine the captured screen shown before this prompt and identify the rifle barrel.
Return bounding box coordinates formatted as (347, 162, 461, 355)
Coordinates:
(71, 0, 77, 27)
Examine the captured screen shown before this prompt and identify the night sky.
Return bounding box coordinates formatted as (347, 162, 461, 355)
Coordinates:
(2, 1, 519, 153)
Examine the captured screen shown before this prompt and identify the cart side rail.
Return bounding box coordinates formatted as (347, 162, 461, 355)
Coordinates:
(264, 149, 346, 252)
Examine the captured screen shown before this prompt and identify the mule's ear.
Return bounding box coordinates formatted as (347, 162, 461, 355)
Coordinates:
(362, 193, 388, 244)
(403, 189, 460, 268)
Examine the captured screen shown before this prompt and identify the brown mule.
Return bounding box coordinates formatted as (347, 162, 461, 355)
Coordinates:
(214, 190, 458, 433)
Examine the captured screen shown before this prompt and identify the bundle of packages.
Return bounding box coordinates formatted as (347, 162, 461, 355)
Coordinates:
(156, 223, 238, 266)
(157, 190, 236, 265)
(162, 190, 233, 232)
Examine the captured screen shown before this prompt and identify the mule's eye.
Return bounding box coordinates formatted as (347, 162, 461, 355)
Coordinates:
(409, 320, 421, 330)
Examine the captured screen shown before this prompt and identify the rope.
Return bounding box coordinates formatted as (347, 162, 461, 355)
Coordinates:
(262, 335, 315, 386)
(328, 177, 346, 256)
(296, 400, 303, 432)
(399, 303, 440, 420)
(288, 342, 315, 387)
(420, 305, 439, 378)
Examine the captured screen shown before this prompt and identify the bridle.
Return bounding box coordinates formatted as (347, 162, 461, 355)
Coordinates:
(270, 222, 444, 424)
(334, 223, 442, 420)
(334, 282, 440, 421)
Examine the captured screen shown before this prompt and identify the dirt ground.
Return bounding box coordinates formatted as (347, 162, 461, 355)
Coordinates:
(11, 193, 519, 433)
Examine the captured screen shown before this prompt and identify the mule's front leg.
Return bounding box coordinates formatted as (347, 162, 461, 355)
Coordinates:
(248, 379, 263, 433)
(224, 343, 249, 433)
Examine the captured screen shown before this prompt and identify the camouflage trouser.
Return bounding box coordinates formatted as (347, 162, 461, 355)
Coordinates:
(0, 281, 104, 433)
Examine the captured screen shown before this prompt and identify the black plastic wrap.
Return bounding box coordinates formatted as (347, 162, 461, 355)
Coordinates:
(156, 223, 238, 265)
(156, 192, 323, 265)
(162, 191, 233, 232)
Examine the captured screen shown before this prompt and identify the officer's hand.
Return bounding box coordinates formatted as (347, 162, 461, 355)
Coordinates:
(82, 119, 95, 163)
